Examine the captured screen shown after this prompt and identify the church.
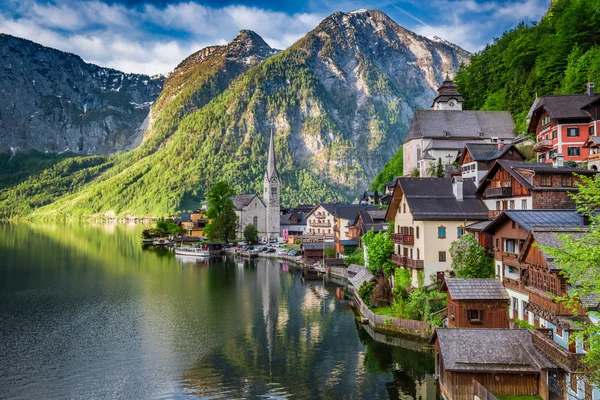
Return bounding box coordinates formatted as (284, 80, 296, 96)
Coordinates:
(232, 131, 281, 241)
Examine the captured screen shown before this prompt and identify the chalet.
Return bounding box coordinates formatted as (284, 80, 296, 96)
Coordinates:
(403, 77, 516, 176)
(305, 203, 336, 238)
(386, 177, 489, 286)
(528, 83, 600, 164)
(301, 241, 334, 264)
(431, 328, 556, 400)
(457, 142, 525, 186)
(583, 136, 600, 171)
(346, 209, 387, 248)
(179, 210, 208, 237)
(280, 210, 308, 239)
(476, 160, 595, 217)
(480, 210, 590, 322)
(334, 204, 379, 256)
(441, 278, 510, 328)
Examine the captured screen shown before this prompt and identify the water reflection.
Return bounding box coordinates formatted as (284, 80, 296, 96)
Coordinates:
(0, 222, 439, 400)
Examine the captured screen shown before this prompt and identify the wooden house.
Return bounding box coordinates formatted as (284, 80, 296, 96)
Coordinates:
(431, 328, 557, 400)
(346, 209, 387, 248)
(301, 241, 334, 264)
(179, 210, 208, 237)
(441, 278, 510, 328)
(458, 142, 525, 186)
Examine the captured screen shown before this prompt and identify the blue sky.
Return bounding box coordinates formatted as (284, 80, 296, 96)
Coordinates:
(0, 0, 549, 75)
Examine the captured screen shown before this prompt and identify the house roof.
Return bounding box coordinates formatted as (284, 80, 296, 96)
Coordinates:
(524, 229, 588, 270)
(335, 204, 379, 220)
(583, 136, 600, 148)
(349, 266, 375, 290)
(531, 94, 600, 120)
(405, 110, 515, 142)
(232, 194, 262, 210)
(477, 160, 594, 195)
(426, 139, 474, 150)
(340, 239, 358, 246)
(387, 178, 489, 221)
(347, 264, 364, 275)
(581, 293, 600, 310)
(482, 210, 590, 233)
(443, 278, 510, 300)
(432, 329, 556, 373)
(325, 258, 345, 266)
(431, 77, 465, 107)
(180, 213, 191, 222)
(465, 220, 493, 232)
(302, 242, 335, 251)
(305, 203, 338, 219)
(459, 142, 525, 164)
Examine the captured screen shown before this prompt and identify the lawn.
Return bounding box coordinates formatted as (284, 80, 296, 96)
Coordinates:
(371, 306, 396, 317)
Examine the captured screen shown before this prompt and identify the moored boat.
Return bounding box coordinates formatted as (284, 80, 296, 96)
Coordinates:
(174, 242, 225, 257)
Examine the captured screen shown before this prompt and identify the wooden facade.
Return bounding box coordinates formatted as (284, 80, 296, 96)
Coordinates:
(446, 298, 509, 329)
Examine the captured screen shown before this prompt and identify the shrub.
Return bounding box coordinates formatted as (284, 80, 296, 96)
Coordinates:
(370, 281, 393, 307)
(358, 281, 375, 308)
(295, 239, 302, 245)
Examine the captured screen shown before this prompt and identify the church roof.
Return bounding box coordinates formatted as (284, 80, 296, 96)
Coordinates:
(432, 77, 465, 107)
(232, 194, 263, 210)
(265, 130, 279, 180)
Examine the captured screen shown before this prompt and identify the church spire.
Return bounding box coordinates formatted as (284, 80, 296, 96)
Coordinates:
(266, 129, 278, 180)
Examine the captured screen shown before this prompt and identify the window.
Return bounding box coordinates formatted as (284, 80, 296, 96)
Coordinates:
(416, 226, 419, 239)
(509, 200, 515, 210)
(439, 251, 446, 262)
(457, 227, 464, 238)
(552, 130, 557, 139)
(556, 326, 563, 338)
(567, 147, 580, 157)
(540, 175, 551, 187)
(496, 201, 501, 210)
(512, 221, 516, 229)
(562, 176, 573, 187)
(467, 309, 483, 322)
(253, 216, 258, 227)
(521, 199, 527, 209)
(589, 126, 595, 137)
(438, 226, 446, 239)
(504, 239, 517, 254)
(542, 116, 551, 126)
(271, 187, 277, 195)
(549, 149, 557, 159)
(567, 127, 580, 137)
(417, 248, 420, 260)
(512, 297, 519, 312)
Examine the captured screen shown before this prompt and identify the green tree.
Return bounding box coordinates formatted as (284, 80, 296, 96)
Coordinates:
(204, 181, 238, 242)
(243, 224, 258, 244)
(324, 246, 336, 258)
(449, 234, 495, 278)
(344, 246, 364, 266)
(430, 158, 445, 178)
(540, 174, 600, 384)
(374, 190, 379, 205)
(363, 228, 394, 277)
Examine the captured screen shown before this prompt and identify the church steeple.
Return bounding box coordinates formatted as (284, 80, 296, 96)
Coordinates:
(432, 75, 465, 110)
(263, 129, 280, 240)
(265, 129, 278, 180)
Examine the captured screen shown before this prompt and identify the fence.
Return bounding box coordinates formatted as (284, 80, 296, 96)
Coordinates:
(472, 378, 499, 400)
(353, 288, 432, 338)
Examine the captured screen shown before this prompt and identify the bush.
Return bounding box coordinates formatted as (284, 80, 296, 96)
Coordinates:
(295, 239, 302, 245)
(358, 281, 375, 308)
(344, 246, 364, 266)
(370, 281, 393, 307)
(324, 246, 336, 258)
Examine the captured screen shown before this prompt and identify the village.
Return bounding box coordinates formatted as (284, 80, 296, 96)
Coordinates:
(155, 77, 600, 400)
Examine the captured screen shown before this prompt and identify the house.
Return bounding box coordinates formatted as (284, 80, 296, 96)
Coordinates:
(280, 210, 308, 239)
(301, 241, 335, 264)
(403, 77, 516, 176)
(334, 204, 379, 256)
(457, 142, 526, 186)
(232, 194, 267, 240)
(305, 203, 337, 238)
(346, 209, 388, 248)
(386, 177, 489, 287)
(528, 83, 600, 164)
(441, 278, 510, 328)
(431, 328, 556, 400)
(480, 210, 591, 322)
(583, 136, 600, 171)
(179, 210, 208, 237)
(476, 159, 595, 217)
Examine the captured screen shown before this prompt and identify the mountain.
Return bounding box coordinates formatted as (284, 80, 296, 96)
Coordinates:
(0, 10, 469, 218)
(0, 34, 165, 155)
(455, 0, 600, 133)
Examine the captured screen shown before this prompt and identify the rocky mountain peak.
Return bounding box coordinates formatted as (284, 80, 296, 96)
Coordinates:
(227, 30, 277, 59)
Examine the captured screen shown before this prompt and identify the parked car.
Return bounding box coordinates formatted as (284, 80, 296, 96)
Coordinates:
(258, 247, 268, 252)
(266, 248, 276, 253)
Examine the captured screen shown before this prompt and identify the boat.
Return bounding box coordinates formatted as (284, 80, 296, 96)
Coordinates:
(152, 238, 171, 246)
(174, 242, 225, 257)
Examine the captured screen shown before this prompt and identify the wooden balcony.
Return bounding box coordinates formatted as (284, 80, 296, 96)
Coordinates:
(501, 252, 520, 266)
(533, 139, 553, 152)
(484, 186, 512, 198)
(309, 221, 331, 227)
(503, 277, 525, 293)
(525, 286, 585, 316)
(588, 153, 600, 162)
(392, 233, 414, 245)
(531, 328, 584, 372)
(391, 254, 424, 269)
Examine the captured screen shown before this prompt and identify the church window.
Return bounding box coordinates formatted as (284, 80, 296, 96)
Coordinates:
(253, 216, 258, 227)
(271, 187, 277, 195)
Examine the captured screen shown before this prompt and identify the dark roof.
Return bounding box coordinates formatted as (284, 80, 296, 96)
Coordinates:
(325, 258, 345, 266)
(483, 210, 590, 233)
(462, 142, 525, 162)
(302, 242, 334, 251)
(432, 78, 465, 106)
(444, 278, 510, 300)
(340, 239, 358, 246)
(232, 194, 262, 210)
(433, 329, 556, 372)
(465, 220, 493, 232)
(581, 293, 600, 310)
(180, 213, 191, 222)
(280, 211, 307, 226)
(349, 266, 375, 290)
(531, 94, 600, 119)
(406, 110, 515, 142)
(335, 204, 379, 220)
(555, 315, 590, 331)
(347, 264, 363, 275)
(396, 178, 489, 221)
(529, 229, 588, 270)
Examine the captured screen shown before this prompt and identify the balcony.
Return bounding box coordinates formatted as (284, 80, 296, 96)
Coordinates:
(531, 328, 584, 372)
(392, 233, 414, 245)
(588, 153, 600, 162)
(484, 186, 512, 198)
(309, 221, 331, 227)
(533, 139, 553, 152)
(525, 286, 586, 316)
(391, 254, 424, 269)
(501, 252, 520, 266)
(503, 277, 525, 293)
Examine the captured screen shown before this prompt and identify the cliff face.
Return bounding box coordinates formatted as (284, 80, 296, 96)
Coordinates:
(0, 34, 164, 155)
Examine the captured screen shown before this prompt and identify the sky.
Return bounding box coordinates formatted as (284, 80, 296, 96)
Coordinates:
(0, 0, 550, 75)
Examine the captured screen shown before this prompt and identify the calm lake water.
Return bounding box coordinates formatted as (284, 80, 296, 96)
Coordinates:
(0, 223, 439, 400)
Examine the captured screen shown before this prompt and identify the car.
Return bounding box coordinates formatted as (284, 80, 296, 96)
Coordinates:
(259, 247, 268, 252)
(266, 248, 276, 253)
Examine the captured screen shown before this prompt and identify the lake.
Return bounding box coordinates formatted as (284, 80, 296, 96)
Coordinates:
(0, 222, 439, 399)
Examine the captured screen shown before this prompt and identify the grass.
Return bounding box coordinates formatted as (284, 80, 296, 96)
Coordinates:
(281, 245, 301, 250)
(371, 306, 396, 317)
(497, 395, 542, 400)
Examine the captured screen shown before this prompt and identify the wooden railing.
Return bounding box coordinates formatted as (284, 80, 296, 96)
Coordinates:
(392, 233, 414, 245)
(309, 221, 331, 227)
(588, 153, 600, 161)
(503, 277, 524, 292)
(391, 254, 424, 269)
(533, 139, 553, 152)
(526, 286, 586, 316)
(531, 328, 583, 372)
(485, 186, 512, 198)
(502, 252, 520, 266)
(472, 379, 499, 400)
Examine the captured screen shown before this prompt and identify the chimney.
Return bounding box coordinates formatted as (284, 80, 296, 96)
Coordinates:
(588, 82, 595, 97)
(452, 176, 464, 201)
(498, 142, 505, 150)
(552, 153, 564, 168)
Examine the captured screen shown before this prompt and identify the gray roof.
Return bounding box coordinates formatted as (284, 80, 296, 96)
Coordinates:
(426, 139, 474, 150)
(406, 110, 516, 142)
(444, 278, 510, 300)
(335, 204, 379, 220)
(347, 264, 363, 275)
(555, 316, 590, 331)
(434, 329, 556, 372)
(530, 94, 600, 120)
(302, 242, 335, 251)
(584, 136, 600, 148)
(397, 178, 489, 221)
(432, 78, 465, 106)
(485, 210, 590, 232)
(465, 220, 493, 231)
(349, 266, 375, 290)
(232, 194, 262, 210)
(581, 293, 600, 310)
(463, 143, 524, 162)
(530, 229, 588, 270)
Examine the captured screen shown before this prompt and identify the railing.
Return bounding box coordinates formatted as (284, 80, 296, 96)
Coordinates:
(391, 254, 424, 269)
(502, 252, 519, 265)
(309, 221, 331, 227)
(484, 186, 512, 198)
(531, 328, 584, 372)
(588, 153, 600, 161)
(533, 139, 553, 152)
(525, 286, 586, 316)
(472, 378, 499, 400)
(392, 233, 414, 245)
(503, 277, 524, 292)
